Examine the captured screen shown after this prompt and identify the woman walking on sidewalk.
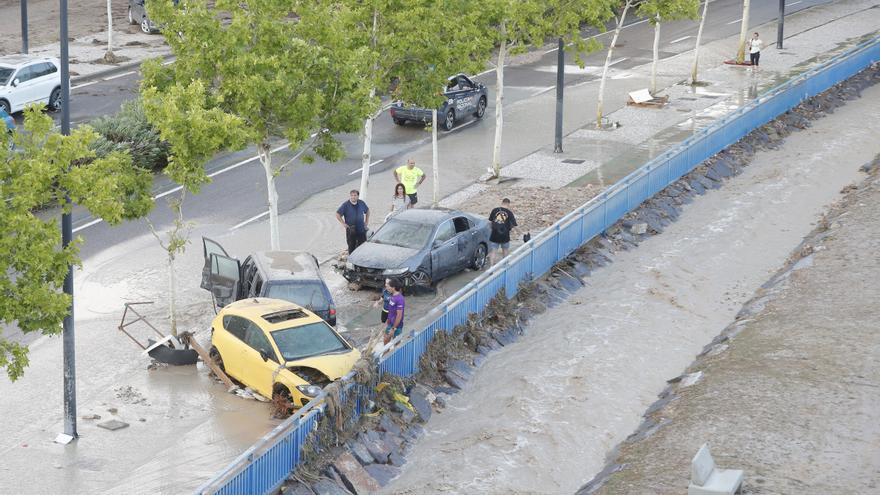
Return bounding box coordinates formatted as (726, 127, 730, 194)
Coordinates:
(749, 32, 763, 68)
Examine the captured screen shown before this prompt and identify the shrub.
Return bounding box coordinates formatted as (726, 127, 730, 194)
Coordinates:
(91, 98, 169, 171)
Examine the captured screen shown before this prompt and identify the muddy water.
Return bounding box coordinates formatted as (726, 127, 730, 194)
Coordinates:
(384, 86, 880, 495)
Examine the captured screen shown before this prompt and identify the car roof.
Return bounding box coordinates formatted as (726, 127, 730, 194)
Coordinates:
(391, 207, 463, 224)
(222, 297, 325, 331)
(0, 55, 56, 68)
(251, 251, 322, 282)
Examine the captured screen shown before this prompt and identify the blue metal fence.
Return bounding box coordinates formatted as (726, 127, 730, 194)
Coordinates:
(195, 35, 880, 495)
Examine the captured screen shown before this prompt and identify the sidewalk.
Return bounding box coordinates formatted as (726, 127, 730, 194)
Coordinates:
(1, 1, 878, 493)
(586, 156, 880, 495)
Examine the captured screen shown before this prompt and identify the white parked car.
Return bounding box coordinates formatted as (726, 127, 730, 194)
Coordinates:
(0, 55, 63, 114)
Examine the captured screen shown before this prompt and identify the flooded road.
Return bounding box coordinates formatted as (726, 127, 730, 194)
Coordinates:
(383, 86, 880, 494)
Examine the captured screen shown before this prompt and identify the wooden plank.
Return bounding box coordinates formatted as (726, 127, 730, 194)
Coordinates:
(184, 334, 236, 389)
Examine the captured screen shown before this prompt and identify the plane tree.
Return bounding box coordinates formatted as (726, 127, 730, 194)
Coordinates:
(0, 108, 153, 381)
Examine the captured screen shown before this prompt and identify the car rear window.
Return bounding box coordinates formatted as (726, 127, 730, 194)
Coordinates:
(371, 219, 434, 250)
(0, 67, 12, 85)
(270, 322, 349, 362)
(266, 282, 329, 310)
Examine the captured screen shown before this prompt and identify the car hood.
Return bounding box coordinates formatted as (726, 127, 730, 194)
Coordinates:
(348, 242, 422, 270)
(284, 349, 361, 381)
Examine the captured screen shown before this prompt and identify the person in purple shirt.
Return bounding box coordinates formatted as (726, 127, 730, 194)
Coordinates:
(383, 278, 405, 344)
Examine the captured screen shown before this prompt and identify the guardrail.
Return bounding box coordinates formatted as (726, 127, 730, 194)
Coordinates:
(195, 35, 880, 495)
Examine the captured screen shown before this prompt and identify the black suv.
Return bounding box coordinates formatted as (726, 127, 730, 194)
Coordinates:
(200, 237, 337, 326)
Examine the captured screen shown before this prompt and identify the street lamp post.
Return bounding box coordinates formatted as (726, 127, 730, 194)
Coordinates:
(777, 0, 785, 49)
(60, 0, 78, 441)
(21, 0, 29, 54)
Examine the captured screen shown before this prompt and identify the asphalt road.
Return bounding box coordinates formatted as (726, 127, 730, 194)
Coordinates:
(40, 0, 827, 264)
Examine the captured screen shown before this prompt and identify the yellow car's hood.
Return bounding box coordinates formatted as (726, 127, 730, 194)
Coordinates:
(284, 349, 361, 381)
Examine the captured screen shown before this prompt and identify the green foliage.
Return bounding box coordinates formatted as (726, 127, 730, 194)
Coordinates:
(91, 98, 170, 172)
(0, 107, 153, 381)
(638, 0, 700, 23)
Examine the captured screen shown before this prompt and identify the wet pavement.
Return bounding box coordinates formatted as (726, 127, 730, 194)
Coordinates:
(382, 72, 880, 494)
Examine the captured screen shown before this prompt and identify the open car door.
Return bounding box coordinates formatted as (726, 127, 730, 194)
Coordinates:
(208, 253, 241, 308)
(201, 237, 230, 290)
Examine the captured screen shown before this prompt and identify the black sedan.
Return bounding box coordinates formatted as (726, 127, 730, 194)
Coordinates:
(344, 209, 491, 289)
(389, 74, 488, 131)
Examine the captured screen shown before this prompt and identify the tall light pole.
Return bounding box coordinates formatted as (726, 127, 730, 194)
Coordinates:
(777, 0, 785, 49)
(60, 0, 78, 441)
(21, 0, 29, 53)
(554, 38, 564, 154)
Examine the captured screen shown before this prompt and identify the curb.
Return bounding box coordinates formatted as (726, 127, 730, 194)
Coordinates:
(70, 53, 174, 85)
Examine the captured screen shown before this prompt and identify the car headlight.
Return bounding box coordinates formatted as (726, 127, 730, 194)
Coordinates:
(345, 262, 354, 270)
(296, 384, 323, 397)
(383, 267, 408, 275)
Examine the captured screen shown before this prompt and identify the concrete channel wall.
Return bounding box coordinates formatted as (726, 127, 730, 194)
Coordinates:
(195, 35, 880, 495)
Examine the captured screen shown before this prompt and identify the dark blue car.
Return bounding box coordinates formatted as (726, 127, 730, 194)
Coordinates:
(390, 73, 488, 131)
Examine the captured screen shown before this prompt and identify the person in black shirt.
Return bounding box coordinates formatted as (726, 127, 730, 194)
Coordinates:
(488, 198, 517, 265)
(336, 190, 370, 255)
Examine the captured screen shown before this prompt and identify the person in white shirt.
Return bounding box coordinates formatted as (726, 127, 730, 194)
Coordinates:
(749, 32, 763, 67)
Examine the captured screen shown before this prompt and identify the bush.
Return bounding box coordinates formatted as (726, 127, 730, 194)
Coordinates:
(91, 98, 169, 171)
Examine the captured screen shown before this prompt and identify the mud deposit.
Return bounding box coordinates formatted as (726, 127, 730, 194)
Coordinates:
(382, 78, 880, 493)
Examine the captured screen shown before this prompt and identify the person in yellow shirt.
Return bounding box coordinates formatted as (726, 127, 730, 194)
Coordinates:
(393, 159, 426, 206)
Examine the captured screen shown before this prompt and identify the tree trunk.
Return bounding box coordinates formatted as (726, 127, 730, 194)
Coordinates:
(736, 0, 751, 64)
(691, 0, 709, 84)
(597, 0, 632, 128)
(432, 109, 439, 206)
(259, 144, 281, 250)
(491, 21, 507, 178)
(106, 0, 113, 55)
(651, 15, 660, 94)
(168, 254, 177, 336)
(359, 90, 375, 200)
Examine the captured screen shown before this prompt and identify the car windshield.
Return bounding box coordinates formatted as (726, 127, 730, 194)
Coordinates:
(266, 282, 329, 310)
(0, 67, 13, 86)
(271, 322, 349, 362)
(371, 219, 434, 250)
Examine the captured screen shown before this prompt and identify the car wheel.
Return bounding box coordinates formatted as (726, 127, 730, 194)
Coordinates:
(442, 109, 455, 131)
(471, 243, 488, 270)
(474, 96, 487, 119)
(141, 18, 152, 34)
(208, 346, 226, 374)
(393, 118, 406, 126)
(0, 99, 10, 114)
(409, 269, 432, 287)
(48, 88, 62, 112)
(128, 7, 136, 25)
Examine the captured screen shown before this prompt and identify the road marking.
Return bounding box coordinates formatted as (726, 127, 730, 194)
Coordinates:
(787, 1, 802, 6)
(531, 86, 556, 97)
(162, 59, 174, 66)
(70, 80, 99, 90)
(103, 70, 136, 81)
(442, 119, 479, 133)
(230, 210, 269, 231)
(609, 57, 628, 67)
(348, 159, 384, 176)
(727, 18, 742, 25)
(669, 35, 693, 44)
(72, 218, 104, 233)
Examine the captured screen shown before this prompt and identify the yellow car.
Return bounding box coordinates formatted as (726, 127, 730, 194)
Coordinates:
(209, 298, 360, 408)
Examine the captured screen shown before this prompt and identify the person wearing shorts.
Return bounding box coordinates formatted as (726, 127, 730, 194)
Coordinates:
(488, 198, 517, 265)
(383, 279, 405, 344)
(394, 159, 425, 206)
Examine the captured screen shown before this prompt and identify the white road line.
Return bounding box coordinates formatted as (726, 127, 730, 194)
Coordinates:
(103, 70, 136, 81)
(727, 18, 742, 25)
(230, 210, 269, 231)
(443, 119, 479, 133)
(70, 80, 99, 90)
(72, 218, 104, 233)
(531, 86, 556, 97)
(162, 59, 174, 65)
(609, 57, 628, 67)
(669, 35, 693, 44)
(787, 1, 802, 6)
(348, 159, 384, 176)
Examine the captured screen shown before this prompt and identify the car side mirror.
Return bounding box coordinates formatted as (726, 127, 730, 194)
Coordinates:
(11, 79, 19, 87)
(259, 349, 269, 362)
